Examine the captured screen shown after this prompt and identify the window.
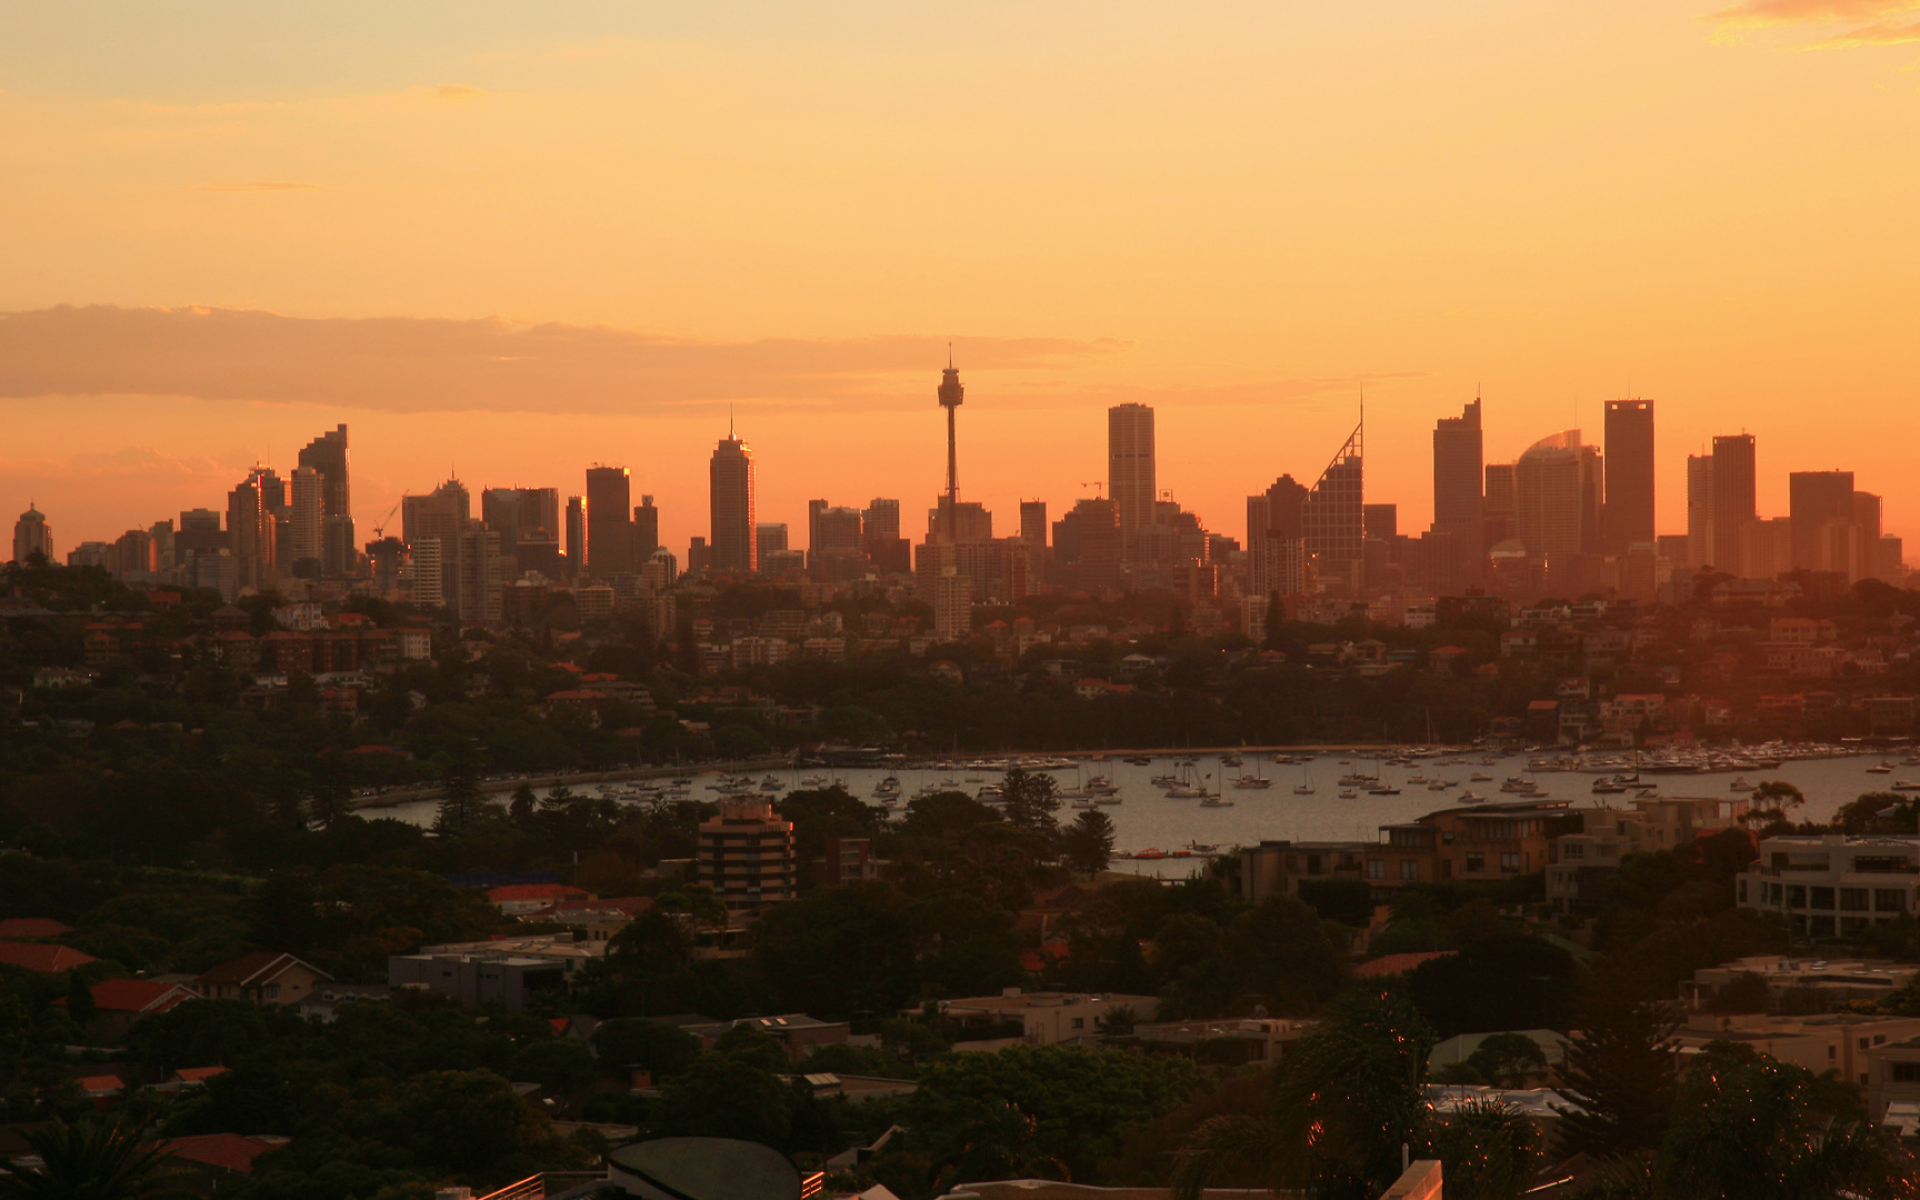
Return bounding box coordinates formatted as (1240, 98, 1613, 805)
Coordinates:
(1811, 887, 1836, 910)
(1842, 916, 1869, 937)
(1738, 880, 1748, 903)
(1892, 1062, 1920, 1083)
(1862, 1038, 1872, 1050)
(1877, 889, 1908, 913)
(1877, 1035, 1889, 1046)
(1464, 851, 1485, 873)
(1400, 860, 1420, 882)
(1366, 860, 1384, 880)
(1564, 844, 1585, 859)
(1500, 852, 1521, 874)
(1830, 1045, 1838, 1060)
(1787, 886, 1807, 909)
(1841, 888, 1870, 912)
(1071, 1017, 1085, 1029)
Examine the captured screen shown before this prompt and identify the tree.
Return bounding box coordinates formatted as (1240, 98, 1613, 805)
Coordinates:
(1657, 1047, 1916, 1199)
(1173, 990, 1434, 1200)
(1556, 986, 1678, 1159)
(1407, 934, 1579, 1037)
(1061, 810, 1116, 875)
(592, 1019, 702, 1081)
(0, 1118, 169, 1200)
(433, 754, 486, 836)
(1435, 1032, 1549, 1089)
(1000, 767, 1060, 835)
(1430, 1099, 1542, 1200)
(509, 783, 538, 826)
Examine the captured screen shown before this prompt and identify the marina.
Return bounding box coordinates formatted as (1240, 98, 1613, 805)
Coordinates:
(363, 740, 1889, 877)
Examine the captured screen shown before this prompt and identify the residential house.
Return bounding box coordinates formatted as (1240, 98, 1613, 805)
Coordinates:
(1736, 835, 1920, 942)
(1363, 801, 1568, 898)
(1547, 797, 1746, 913)
(196, 952, 333, 1006)
(0, 941, 97, 974)
(86, 979, 198, 1038)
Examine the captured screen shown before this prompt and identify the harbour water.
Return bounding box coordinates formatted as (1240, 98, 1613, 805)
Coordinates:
(367, 745, 1907, 879)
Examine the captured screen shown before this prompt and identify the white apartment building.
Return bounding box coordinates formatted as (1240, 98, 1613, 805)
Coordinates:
(1737, 835, 1920, 942)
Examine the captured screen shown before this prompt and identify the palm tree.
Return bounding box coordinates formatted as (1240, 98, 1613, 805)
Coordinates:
(0, 1118, 171, 1200)
(1428, 1098, 1541, 1200)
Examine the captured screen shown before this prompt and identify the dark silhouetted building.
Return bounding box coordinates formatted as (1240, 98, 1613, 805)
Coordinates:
(1713, 434, 1757, 576)
(710, 432, 756, 573)
(585, 466, 633, 578)
(1432, 399, 1483, 581)
(1602, 399, 1654, 555)
(1109, 403, 1156, 563)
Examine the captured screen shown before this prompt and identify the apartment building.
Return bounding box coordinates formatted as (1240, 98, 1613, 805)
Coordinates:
(1364, 801, 1569, 896)
(1736, 835, 1920, 942)
(697, 799, 797, 917)
(1547, 796, 1746, 913)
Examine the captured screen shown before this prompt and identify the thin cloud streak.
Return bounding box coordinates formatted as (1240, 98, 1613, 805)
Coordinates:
(1709, 0, 1920, 26)
(0, 305, 1120, 416)
(193, 182, 322, 192)
(1808, 17, 1920, 42)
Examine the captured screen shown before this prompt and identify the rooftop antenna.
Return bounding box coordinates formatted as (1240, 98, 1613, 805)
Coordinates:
(729, 402, 735, 440)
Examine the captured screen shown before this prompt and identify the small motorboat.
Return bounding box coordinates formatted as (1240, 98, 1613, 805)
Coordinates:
(1200, 796, 1235, 807)
(1338, 788, 1359, 799)
(1729, 777, 1755, 793)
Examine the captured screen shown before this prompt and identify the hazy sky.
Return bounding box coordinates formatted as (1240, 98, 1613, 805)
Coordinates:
(5, 1, 1919, 556)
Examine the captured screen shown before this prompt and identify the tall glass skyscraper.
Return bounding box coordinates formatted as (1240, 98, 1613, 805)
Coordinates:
(710, 432, 756, 573)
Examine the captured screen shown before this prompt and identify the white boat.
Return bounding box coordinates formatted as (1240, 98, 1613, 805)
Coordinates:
(1458, 790, 1485, 803)
(1093, 795, 1123, 806)
(1233, 775, 1274, 790)
(1729, 777, 1755, 793)
(1200, 796, 1235, 807)
(1895, 780, 1920, 792)
(1470, 773, 1495, 782)
(1338, 788, 1359, 799)
(1166, 783, 1210, 799)
(872, 776, 901, 799)
(1292, 783, 1315, 795)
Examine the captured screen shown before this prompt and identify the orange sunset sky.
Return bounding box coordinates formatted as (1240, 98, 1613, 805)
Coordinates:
(4, 1, 1919, 558)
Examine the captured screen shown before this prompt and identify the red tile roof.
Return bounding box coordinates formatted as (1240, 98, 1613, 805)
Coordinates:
(0, 941, 97, 973)
(0, 918, 73, 939)
(160, 1133, 282, 1175)
(90, 978, 197, 1015)
(76, 1075, 124, 1094)
(1352, 950, 1457, 979)
(487, 884, 590, 903)
(173, 1066, 230, 1083)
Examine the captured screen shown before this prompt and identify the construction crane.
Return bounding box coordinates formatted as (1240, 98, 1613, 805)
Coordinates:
(371, 501, 400, 540)
(1079, 481, 1106, 498)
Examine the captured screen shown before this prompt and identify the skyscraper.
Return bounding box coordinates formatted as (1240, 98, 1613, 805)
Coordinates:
(227, 469, 278, 591)
(1789, 471, 1856, 573)
(1247, 475, 1309, 598)
(1602, 399, 1654, 553)
(585, 465, 634, 578)
(289, 466, 324, 574)
(1483, 463, 1517, 549)
(1514, 431, 1602, 561)
(296, 424, 353, 576)
(710, 430, 756, 573)
(1686, 454, 1715, 569)
(1302, 420, 1364, 592)
(1431, 399, 1483, 581)
(634, 495, 659, 560)
(862, 498, 910, 573)
(11, 505, 51, 564)
(1712, 435, 1757, 576)
(564, 495, 587, 580)
(1108, 403, 1156, 563)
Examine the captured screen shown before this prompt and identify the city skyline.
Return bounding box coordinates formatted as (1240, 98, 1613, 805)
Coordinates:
(7, 383, 1903, 582)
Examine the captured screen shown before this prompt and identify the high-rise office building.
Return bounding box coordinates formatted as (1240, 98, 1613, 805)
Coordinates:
(1019, 500, 1048, 549)
(1686, 454, 1715, 569)
(1789, 471, 1856, 574)
(482, 487, 561, 577)
(564, 496, 586, 579)
(585, 466, 634, 578)
(1052, 498, 1120, 593)
(1483, 463, 1517, 549)
(862, 498, 910, 574)
(1602, 399, 1654, 554)
(1302, 420, 1365, 592)
(289, 466, 324, 575)
(1712, 434, 1757, 577)
(1514, 431, 1602, 561)
(1431, 399, 1483, 580)
(756, 523, 789, 564)
(11, 504, 51, 564)
(402, 478, 473, 612)
(1248, 475, 1309, 598)
(1108, 403, 1156, 562)
(227, 470, 278, 591)
(1854, 492, 1883, 582)
(633, 495, 660, 560)
(296, 424, 353, 576)
(710, 431, 756, 573)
